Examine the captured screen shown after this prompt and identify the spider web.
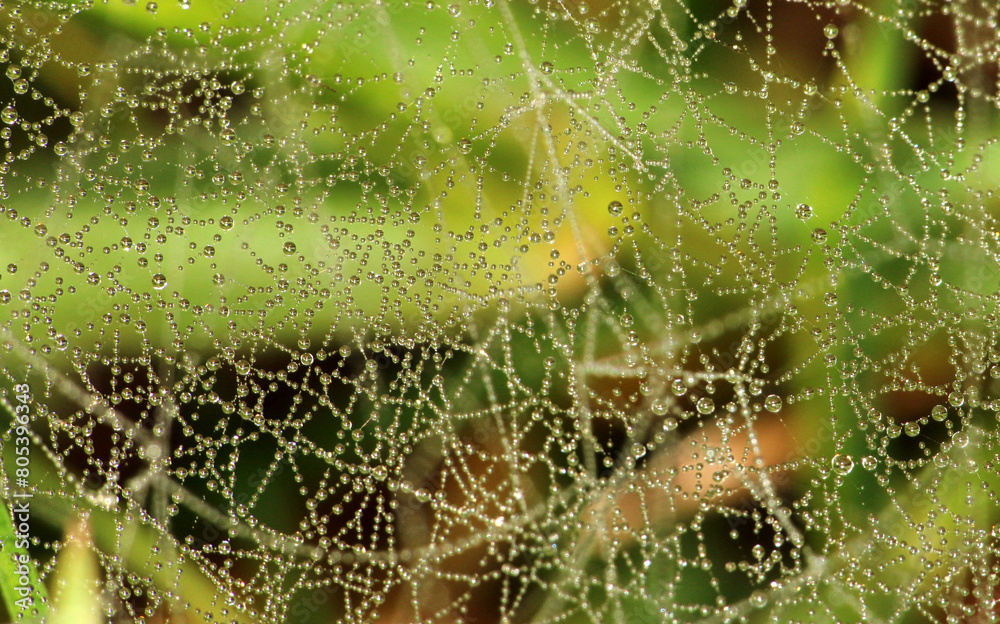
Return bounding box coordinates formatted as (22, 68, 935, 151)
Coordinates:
(1, 0, 999, 622)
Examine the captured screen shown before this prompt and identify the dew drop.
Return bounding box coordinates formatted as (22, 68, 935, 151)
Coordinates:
(831, 453, 854, 475)
(931, 405, 948, 421)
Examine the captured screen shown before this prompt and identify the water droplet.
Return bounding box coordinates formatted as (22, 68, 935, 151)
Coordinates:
(831, 453, 854, 475)
(764, 394, 782, 412)
(1, 107, 17, 125)
(824, 24, 839, 38)
(219, 216, 234, 230)
(795, 203, 812, 220)
(539, 61, 554, 75)
(696, 398, 714, 415)
(904, 421, 920, 437)
(652, 399, 669, 416)
(457, 138, 472, 154)
(861, 456, 877, 470)
(607, 200, 623, 215)
(931, 405, 948, 421)
(151, 274, 167, 290)
(282, 242, 297, 255)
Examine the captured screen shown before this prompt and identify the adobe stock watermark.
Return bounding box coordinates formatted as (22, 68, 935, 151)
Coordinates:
(5, 382, 39, 613)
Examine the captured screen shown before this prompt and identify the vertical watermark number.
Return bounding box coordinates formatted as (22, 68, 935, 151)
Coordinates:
(4, 383, 39, 614)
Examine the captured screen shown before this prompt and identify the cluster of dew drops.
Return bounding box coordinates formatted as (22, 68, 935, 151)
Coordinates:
(0, 0, 998, 622)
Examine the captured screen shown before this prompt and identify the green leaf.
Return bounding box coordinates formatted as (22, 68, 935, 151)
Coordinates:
(0, 497, 48, 623)
(49, 516, 102, 624)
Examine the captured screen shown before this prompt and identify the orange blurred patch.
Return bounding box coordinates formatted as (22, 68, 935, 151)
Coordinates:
(588, 415, 794, 543)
